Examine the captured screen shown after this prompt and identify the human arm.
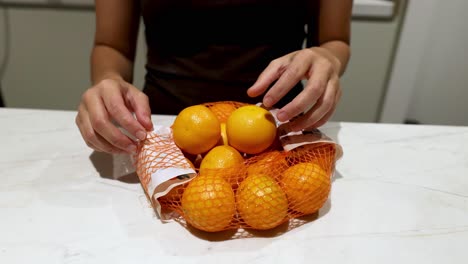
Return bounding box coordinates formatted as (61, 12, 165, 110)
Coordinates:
(247, 0, 352, 130)
(76, 0, 153, 154)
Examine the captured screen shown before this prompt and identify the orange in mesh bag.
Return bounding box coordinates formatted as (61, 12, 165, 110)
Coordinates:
(135, 101, 342, 236)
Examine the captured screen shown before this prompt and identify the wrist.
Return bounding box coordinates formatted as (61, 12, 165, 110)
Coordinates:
(94, 72, 126, 85)
(323, 48, 342, 75)
(317, 41, 350, 76)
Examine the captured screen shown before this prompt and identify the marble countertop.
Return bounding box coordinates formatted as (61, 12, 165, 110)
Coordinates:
(1, 108, 467, 263)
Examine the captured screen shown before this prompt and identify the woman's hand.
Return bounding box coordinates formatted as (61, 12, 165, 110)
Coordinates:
(247, 47, 343, 131)
(75, 78, 153, 154)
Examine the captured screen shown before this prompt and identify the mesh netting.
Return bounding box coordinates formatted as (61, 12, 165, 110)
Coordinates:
(203, 101, 246, 123)
(136, 101, 339, 235)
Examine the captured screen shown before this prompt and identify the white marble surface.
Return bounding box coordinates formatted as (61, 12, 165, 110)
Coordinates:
(1, 108, 467, 264)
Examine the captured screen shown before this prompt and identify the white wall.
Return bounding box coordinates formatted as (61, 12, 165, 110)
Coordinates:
(406, 0, 468, 125)
(0, 7, 147, 111)
(381, 0, 468, 126)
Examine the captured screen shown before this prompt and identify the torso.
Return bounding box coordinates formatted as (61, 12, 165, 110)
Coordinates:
(140, 0, 318, 114)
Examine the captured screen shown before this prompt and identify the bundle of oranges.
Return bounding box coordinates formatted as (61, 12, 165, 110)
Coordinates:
(171, 103, 277, 156)
(158, 102, 335, 233)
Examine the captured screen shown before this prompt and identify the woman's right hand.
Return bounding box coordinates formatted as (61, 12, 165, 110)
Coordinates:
(75, 78, 153, 154)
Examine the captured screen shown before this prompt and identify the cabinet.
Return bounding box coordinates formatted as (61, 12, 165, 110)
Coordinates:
(335, 1, 405, 122)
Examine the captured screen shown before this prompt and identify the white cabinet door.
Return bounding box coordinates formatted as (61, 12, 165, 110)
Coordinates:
(333, 0, 404, 122)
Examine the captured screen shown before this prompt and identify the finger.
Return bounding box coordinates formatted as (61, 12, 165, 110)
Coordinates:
(311, 85, 342, 128)
(288, 77, 338, 131)
(275, 58, 333, 122)
(76, 104, 103, 152)
(101, 80, 147, 141)
(77, 120, 103, 152)
(93, 130, 127, 154)
(247, 59, 285, 98)
(262, 53, 312, 108)
(124, 84, 153, 132)
(84, 89, 137, 153)
(76, 105, 123, 154)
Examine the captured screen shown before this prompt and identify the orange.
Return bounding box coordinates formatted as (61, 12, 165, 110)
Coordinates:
(247, 151, 288, 177)
(172, 105, 221, 155)
(200, 145, 244, 171)
(217, 123, 229, 146)
(269, 133, 283, 151)
(199, 145, 245, 184)
(209, 102, 238, 123)
(281, 162, 330, 215)
(185, 158, 195, 169)
(181, 175, 236, 232)
(226, 105, 277, 154)
(286, 144, 335, 168)
(237, 174, 288, 230)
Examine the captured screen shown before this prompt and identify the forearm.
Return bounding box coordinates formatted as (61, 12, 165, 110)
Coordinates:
(316, 0, 352, 77)
(319, 40, 351, 76)
(91, 44, 135, 85)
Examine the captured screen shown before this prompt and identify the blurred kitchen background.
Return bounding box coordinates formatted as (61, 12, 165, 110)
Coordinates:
(0, 0, 467, 126)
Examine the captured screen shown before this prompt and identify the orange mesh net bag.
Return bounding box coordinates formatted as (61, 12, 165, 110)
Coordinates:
(135, 101, 342, 237)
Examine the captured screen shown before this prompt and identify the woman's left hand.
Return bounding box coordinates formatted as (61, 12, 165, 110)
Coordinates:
(247, 47, 343, 131)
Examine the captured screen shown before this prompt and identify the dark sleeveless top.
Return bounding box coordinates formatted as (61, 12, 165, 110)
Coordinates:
(140, 0, 319, 114)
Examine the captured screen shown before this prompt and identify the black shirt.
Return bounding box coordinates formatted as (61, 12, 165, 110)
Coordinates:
(140, 0, 319, 114)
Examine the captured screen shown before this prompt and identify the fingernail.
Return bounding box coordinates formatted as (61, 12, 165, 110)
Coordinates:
(127, 144, 137, 153)
(146, 117, 154, 129)
(136, 130, 146, 140)
(148, 120, 154, 131)
(277, 111, 287, 121)
(264, 97, 273, 107)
